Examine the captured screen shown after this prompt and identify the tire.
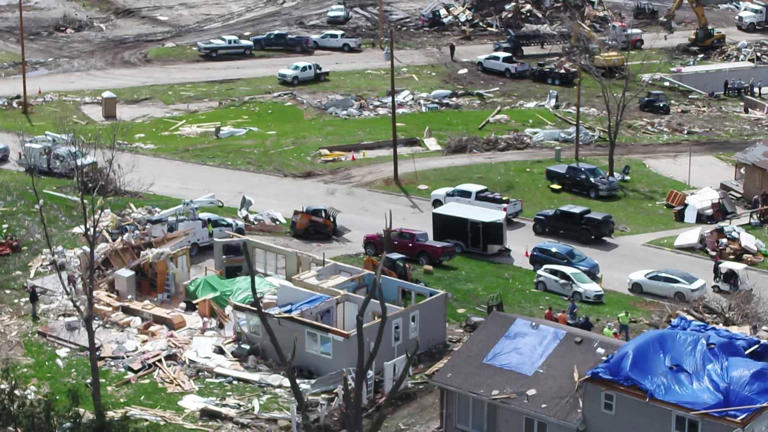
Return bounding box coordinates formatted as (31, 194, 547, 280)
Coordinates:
(633, 39, 644, 50)
(712, 284, 721, 293)
(319, 74, 327, 82)
(342, 44, 351, 52)
(547, 77, 553, 84)
(578, 229, 593, 244)
(210, 50, 217, 58)
(189, 243, 200, 257)
(295, 45, 303, 53)
(292, 76, 299, 86)
(532, 262, 542, 271)
(674, 292, 686, 302)
(532, 222, 546, 235)
(748, 23, 756, 32)
(364, 243, 378, 256)
(476, 62, 484, 72)
(453, 242, 464, 254)
(536, 281, 547, 291)
(514, 47, 523, 57)
(244, 49, 252, 55)
(432, 200, 443, 209)
(417, 252, 431, 266)
(235, 227, 245, 235)
(630, 283, 643, 294)
(588, 188, 599, 199)
(554, 78, 561, 86)
(572, 292, 582, 303)
(313, 41, 320, 49)
(505, 69, 512, 78)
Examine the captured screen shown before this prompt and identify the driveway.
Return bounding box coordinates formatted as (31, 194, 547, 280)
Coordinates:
(644, 154, 734, 189)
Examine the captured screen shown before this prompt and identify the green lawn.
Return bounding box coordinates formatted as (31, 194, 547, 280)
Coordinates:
(0, 50, 20, 64)
(372, 158, 690, 235)
(334, 254, 661, 333)
(648, 224, 768, 270)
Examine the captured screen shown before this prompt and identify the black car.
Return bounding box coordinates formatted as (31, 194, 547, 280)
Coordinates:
(529, 241, 601, 282)
(532, 204, 614, 244)
(639, 91, 670, 115)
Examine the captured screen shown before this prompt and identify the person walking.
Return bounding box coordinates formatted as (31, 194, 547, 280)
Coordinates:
(449, 42, 456, 62)
(27, 285, 39, 321)
(723, 79, 729, 96)
(617, 310, 631, 341)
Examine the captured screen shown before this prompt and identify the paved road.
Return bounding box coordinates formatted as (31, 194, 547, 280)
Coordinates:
(3, 131, 765, 300)
(1, 27, 764, 96)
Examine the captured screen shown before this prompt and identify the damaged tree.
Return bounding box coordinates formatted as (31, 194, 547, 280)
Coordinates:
(241, 211, 416, 431)
(28, 126, 126, 428)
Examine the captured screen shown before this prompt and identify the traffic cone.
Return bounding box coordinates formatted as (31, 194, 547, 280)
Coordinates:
(351, 153, 356, 161)
(524, 246, 529, 258)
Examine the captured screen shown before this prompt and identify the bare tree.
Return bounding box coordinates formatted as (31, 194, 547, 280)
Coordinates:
(241, 211, 416, 431)
(29, 126, 124, 428)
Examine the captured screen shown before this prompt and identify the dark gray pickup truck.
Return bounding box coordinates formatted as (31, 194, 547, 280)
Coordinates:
(546, 163, 619, 199)
(250, 31, 313, 53)
(533, 205, 615, 244)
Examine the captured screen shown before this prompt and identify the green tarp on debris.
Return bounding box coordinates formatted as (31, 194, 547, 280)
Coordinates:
(186, 275, 277, 309)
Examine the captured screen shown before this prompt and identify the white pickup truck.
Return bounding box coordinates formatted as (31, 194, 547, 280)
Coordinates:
(431, 183, 523, 221)
(196, 35, 254, 57)
(277, 62, 330, 85)
(475, 52, 530, 78)
(310, 31, 362, 52)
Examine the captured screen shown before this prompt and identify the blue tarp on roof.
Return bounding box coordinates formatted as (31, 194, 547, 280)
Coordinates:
(266, 294, 330, 315)
(588, 316, 768, 418)
(482, 318, 566, 376)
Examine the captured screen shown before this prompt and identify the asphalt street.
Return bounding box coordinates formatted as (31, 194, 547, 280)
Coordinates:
(1, 27, 765, 96)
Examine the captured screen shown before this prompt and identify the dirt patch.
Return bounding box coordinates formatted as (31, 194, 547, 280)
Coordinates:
(79, 99, 218, 122)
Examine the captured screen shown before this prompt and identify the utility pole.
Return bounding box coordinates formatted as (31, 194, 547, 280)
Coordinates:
(19, 0, 28, 114)
(378, 0, 383, 48)
(389, 29, 399, 184)
(574, 62, 582, 165)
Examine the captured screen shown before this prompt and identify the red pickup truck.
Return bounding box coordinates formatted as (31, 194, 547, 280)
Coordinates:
(363, 228, 457, 266)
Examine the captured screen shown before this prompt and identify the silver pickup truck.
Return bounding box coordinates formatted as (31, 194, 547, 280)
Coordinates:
(196, 35, 253, 57)
(310, 31, 362, 52)
(431, 183, 523, 221)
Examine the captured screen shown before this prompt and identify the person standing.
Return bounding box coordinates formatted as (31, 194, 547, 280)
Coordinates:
(617, 310, 631, 341)
(713, 255, 722, 282)
(750, 78, 755, 97)
(723, 79, 729, 96)
(758, 80, 763, 98)
(567, 297, 578, 319)
(449, 42, 456, 62)
(207, 219, 214, 238)
(27, 285, 39, 321)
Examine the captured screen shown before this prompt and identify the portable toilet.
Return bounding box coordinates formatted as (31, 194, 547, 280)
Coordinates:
(101, 91, 117, 119)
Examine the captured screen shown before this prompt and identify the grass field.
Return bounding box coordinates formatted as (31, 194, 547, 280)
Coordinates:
(372, 158, 690, 235)
(333, 254, 661, 332)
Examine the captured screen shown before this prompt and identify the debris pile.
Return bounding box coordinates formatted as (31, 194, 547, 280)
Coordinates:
(665, 187, 736, 224)
(673, 225, 765, 265)
(443, 132, 531, 153)
(712, 40, 768, 65)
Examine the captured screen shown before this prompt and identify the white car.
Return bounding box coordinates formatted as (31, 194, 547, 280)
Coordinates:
(0, 143, 9, 162)
(535, 264, 605, 303)
(627, 269, 706, 302)
(475, 52, 530, 78)
(310, 31, 361, 52)
(326, 4, 351, 24)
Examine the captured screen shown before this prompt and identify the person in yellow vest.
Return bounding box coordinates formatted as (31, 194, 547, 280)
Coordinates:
(207, 219, 214, 238)
(602, 325, 613, 338)
(617, 310, 631, 341)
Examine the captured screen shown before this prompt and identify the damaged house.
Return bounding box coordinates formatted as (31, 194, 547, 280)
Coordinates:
(732, 141, 768, 202)
(214, 238, 447, 377)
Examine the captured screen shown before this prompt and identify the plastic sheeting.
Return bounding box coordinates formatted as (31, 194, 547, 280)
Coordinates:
(482, 318, 566, 376)
(588, 316, 768, 418)
(186, 275, 276, 309)
(266, 294, 330, 315)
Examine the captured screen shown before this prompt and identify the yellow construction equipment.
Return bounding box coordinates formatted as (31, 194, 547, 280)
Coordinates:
(572, 21, 626, 75)
(661, 0, 726, 49)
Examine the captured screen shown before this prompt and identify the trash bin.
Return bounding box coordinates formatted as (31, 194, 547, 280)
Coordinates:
(101, 91, 117, 119)
(554, 146, 561, 162)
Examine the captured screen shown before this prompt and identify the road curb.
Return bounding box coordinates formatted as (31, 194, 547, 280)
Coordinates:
(642, 242, 768, 276)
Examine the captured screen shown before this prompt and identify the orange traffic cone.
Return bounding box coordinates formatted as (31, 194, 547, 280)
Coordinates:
(351, 153, 356, 161)
(524, 246, 529, 258)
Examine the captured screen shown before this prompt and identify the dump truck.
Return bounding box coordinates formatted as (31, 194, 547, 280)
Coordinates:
(736, 1, 768, 32)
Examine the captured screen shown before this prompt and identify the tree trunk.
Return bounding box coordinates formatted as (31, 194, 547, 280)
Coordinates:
(84, 314, 105, 426)
(608, 138, 616, 177)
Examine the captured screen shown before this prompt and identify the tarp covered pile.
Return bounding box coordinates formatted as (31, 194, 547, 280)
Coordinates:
(186, 275, 276, 309)
(588, 316, 768, 418)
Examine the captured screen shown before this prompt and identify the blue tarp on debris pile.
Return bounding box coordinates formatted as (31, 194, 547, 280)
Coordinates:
(482, 318, 566, 376)
(588, 316, 768, 418)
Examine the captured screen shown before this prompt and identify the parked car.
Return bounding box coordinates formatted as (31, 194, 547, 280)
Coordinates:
(196, 35, 253, 57)
(250, 31, 313, 53)
(363, 228, 456, 265)
(0, 143, 9, 162)
(535, 264, 605, 302)
(277, 62, 330, 85)
(311, 30, 361, 52)
(529, 241, 601, 282)
(326, 4, 351, 24)
(627, 269, 706, 302)
(532, 204, 615, 244)
(546, 162, 619, 199)
(639, 91, 671, 115)
(430, 183, 522, 222)
(475, 52, 530, 78)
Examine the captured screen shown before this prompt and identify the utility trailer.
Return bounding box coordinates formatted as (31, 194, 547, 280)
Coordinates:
(432, 202, 508, 255)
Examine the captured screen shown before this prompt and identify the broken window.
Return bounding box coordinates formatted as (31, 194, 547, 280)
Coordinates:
(246, 315, 262, 337)
(392, 318, 402, 347)
(409, 311, 419, 339)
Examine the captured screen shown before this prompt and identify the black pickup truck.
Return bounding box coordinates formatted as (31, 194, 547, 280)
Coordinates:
(546, 163, 619, 199)
(532, 205, 615, 244)
(250, 31, 313, 53)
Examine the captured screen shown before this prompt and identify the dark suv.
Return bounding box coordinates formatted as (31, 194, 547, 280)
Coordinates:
(529, 241, 601, 282)
(532, 204, 614, 244)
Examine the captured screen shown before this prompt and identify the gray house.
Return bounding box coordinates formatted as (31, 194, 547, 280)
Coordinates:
(214, 238, 447, 377)
(431, 312, 622, 432)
